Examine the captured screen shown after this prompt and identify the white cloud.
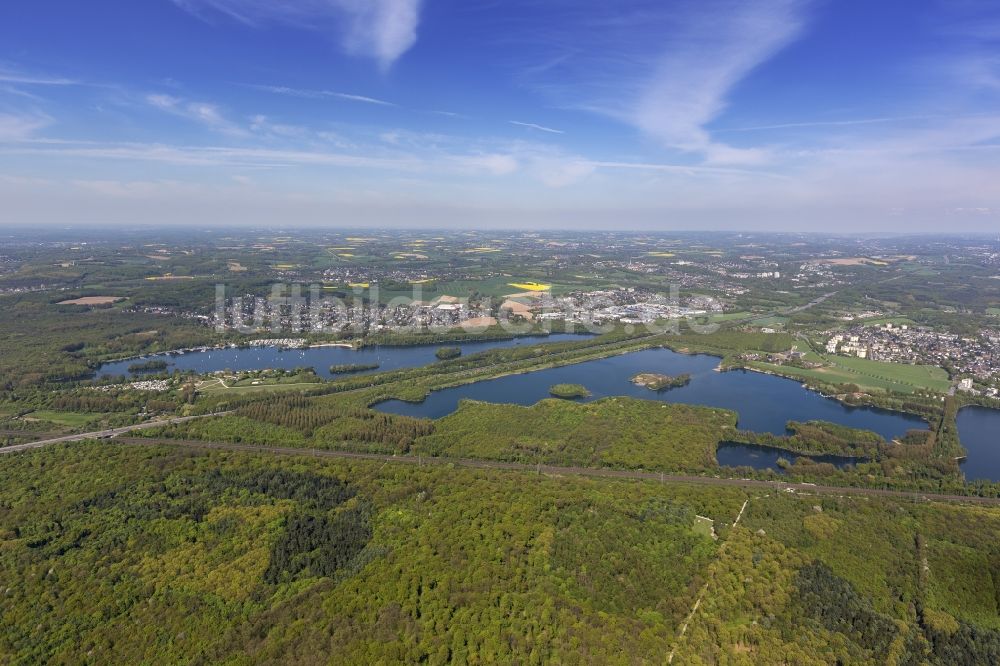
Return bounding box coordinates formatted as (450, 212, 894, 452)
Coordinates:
(950, 206, 994, 216)
(172, 0, 422, 69)
(145, 93, 248, 136)
(457, 153, 520, 176)
(0, 64, 91, 103)
(249, 84, 395, 106)
(714, 114, 955, 133)
(941, 51, 1000, 93)
(630, 0, 811, 156)
(334, 0, 422, 71)
(146, 93, 180, 110)
(0, 84, 44, 101)
(3, 141, 419, 170)
(5, 129, 999, 230)
(248, 115, 309, 139)
(333, 91, 396, 106)
(529, 157, 594, 187)
(509, 120, 564, 135)
(512, 0, 813, 164)
(0, 113, 51, 140)
(0, 135, 759, 187)
(0, 65, 79, 87)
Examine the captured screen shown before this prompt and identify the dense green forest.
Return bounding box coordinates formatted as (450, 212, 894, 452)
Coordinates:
(736, 420, 889, 458)
(3, 443, 1000, 663)
(673, 493, 1000, 664)
(548, 383, 591, 399)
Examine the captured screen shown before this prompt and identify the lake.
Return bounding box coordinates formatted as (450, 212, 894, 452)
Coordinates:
(958, 406, 1000, 482)
(101, 336, 1000, 480)
(376, 347, 927, 440)
(716, 441, 863, 473)
(97, 333, 590, 379)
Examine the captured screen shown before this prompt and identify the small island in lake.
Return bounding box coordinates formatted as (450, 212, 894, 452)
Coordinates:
(435, 346, 462, 360)
(631, 372, 691, 391)
(329, 362, 380, 374)
(549, 383, 591, 399)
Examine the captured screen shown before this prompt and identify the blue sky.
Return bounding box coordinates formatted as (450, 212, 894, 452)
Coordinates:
(1, 0, 999, 230)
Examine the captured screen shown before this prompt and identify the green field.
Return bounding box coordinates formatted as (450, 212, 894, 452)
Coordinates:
(196, 376, 323, 395)
(24, 410, 102, 427)
(751, 352, 950, 394)
(749, 315, 789, 327)
(703, 311, 752, 322)
(692, 515, 716, 538)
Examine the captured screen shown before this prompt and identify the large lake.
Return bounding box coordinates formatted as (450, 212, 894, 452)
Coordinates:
(958, 406, 1000, 482)
(376, 347, 927, 441)
(98, 333, 590, 379)
(103, 337, 1000, 480)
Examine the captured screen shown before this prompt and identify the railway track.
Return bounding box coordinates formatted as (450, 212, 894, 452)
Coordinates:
(95, 436, 1000, 506)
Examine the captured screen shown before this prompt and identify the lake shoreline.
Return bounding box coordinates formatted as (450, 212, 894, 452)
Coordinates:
(375, 346, 928, 442)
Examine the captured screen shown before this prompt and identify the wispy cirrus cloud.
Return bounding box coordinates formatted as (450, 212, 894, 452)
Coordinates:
(714, 114, 959, 133)
(0, 134, 779, 190)
(927, 1, 1000, 93)
(0, 113, 52, 140)
(247, 84, 396, 106)
(146, 93, 248, 136)
(509, 120, 564, 135)
(510, 0, 815, 164)
(631, 0, 813, 162)
(0, 70, 78, 86)
(249, 84, 470, 120)
(171, 0, 422, 69)
(0, 64, 89, 102)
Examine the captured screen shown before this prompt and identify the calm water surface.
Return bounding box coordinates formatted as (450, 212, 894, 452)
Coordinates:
(104, 339, 1000, 478)
(716, 442, 863, 473)
(98, 333, 590, 379)
(958, 406, 1000, 482)
(376, 347, 926, 440)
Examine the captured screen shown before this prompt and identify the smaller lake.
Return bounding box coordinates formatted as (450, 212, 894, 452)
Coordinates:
(97, 333, 590, 379)
(958, 406, 1000, 482)
(716, 442, 863, 473)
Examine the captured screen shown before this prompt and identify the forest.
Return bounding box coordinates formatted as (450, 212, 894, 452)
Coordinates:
(3, 442, 1000, 663)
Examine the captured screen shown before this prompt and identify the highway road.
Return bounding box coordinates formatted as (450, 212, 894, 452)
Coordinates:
(0, 412, 231, 454)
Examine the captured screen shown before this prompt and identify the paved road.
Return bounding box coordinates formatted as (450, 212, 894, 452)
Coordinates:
(784, 291, 837, 315)
(0, 413, 231, 454)
(96, 436, 1000, 506)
